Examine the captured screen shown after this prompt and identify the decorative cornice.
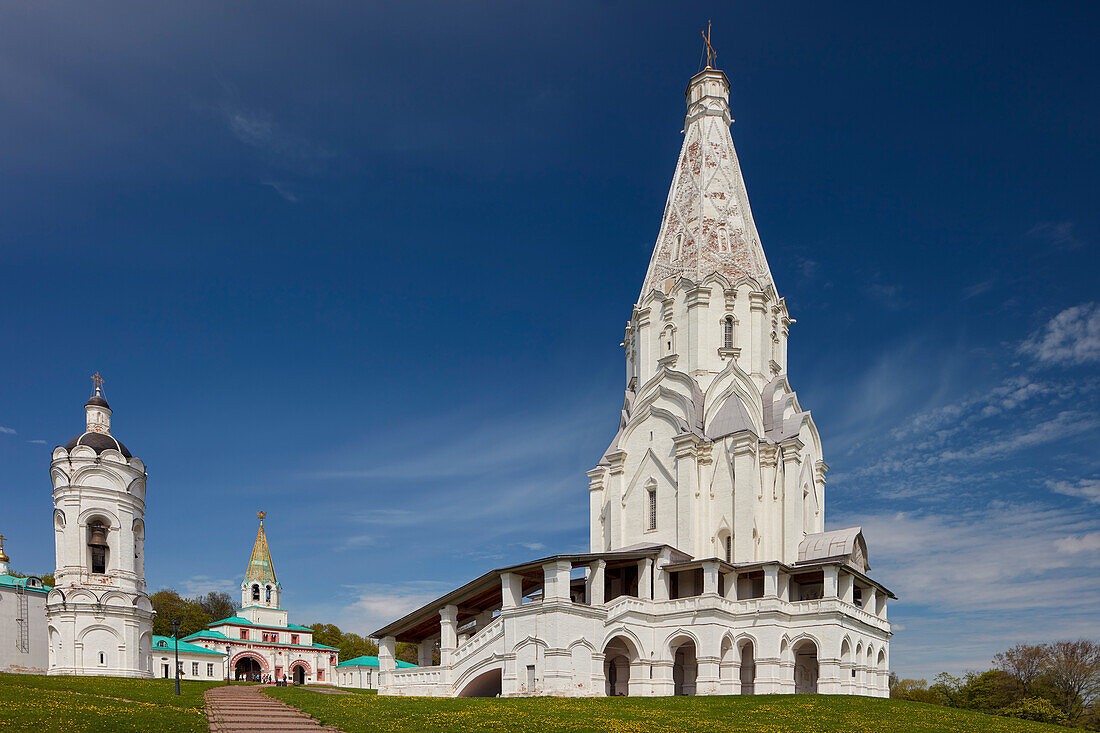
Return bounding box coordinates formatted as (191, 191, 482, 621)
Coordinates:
(657, 354, 679, 368)
(685, 286, 711, 309)
(759, 443, 779, 468)
(718, 347, 741, 360)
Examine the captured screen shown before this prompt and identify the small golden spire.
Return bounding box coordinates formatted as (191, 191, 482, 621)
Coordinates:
(91, 372, 104, 391)
(702, 20, 718, 70)
(257, 511, 267, 522)
(0, 534, 9, 563)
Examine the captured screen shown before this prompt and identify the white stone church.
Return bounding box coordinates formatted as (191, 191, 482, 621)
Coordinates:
(372, 64, 894, 698)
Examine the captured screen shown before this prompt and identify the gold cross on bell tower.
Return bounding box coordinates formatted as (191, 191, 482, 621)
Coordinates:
(91, 372, 103, 391)
(257, 511, 267, 522)
(702, 20, 718, 70)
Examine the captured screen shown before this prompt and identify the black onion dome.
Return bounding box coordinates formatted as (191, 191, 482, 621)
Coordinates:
(85, 395, 110, 409)
(64, 431, 132, 459)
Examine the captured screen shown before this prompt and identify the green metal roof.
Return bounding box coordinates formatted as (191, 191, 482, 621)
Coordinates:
(209, 615, 313, 632)
(311, 643, 339, 651)
(152, 635, 226, 657)
(183, 629, 230, 641)
(0, 575, 51, 594)
(336, 655, 417, 669)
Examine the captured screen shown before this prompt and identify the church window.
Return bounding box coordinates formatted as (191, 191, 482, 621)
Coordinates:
(266, 585, 272, 603)
(240, 630, 248, 640)
(723, 316, 734, 348)
(647, 488, 657, 531)
(673, 232, 683, 260)
(251, 584, 260, 601)
(662, 326, 675, 356)
(88, 520, 108, 574)
(157, 640, 168, 648)
(291, 634, 299, 645)
(725, 535, 732, 563)
(207, 663, 214, 676)
(98, 652, 105, 665)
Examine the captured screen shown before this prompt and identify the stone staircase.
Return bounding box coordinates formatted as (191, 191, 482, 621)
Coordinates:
(204, 685, 343, 732)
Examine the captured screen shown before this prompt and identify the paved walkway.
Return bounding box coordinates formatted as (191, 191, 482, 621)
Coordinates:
(204, 685, 344, 732)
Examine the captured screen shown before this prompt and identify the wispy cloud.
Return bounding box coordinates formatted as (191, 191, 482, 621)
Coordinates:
(1028, 220, 1083, 251)
(26, 439, 47, 444)
(962, 279, 995, 299)
(176, 575, 240, 595)
(1019, 302, 1100, 366)
(0, 426, 16, 435)
(298, 581, 456, 635)
(261, 180, 300, 203)
(1046, 478, 1100, 504)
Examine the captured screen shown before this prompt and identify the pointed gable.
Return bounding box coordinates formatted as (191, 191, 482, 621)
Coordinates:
(640, 69, 774, 300)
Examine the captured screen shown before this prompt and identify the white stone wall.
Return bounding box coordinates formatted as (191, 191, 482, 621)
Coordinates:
(0, 586, 49, 674)
(150, 644, 225, 680)
(336, 665, 377, 689)
(380, 591, 890, 698)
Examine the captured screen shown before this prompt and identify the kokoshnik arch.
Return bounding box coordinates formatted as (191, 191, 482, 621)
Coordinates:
(372, 61, 895, 698)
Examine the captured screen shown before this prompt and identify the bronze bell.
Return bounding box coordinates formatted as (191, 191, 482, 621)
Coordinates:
(88, 523, 109, 547)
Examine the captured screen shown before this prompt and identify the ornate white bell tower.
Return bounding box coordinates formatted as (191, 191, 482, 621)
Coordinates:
(46, 375, 154, 677)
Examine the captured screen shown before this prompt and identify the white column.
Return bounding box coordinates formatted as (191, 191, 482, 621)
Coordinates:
(839, 573, 854, 605)
(439, 605, 458, 666)
(723, 570, 738, 600)
(587, 560, 606, 605)
(823, 566, 839, 598)
(702, 561, 719, 595)
(418, 640, 434, 667)
(777, 571, 790, 602)
(378, 636, 396, 692)
(501, 572, 523, 609)
(864, 586, 877, 614)
(763, 565, 779, 597)
(638, 558, 653, 599)
(543, 560, 572, 602)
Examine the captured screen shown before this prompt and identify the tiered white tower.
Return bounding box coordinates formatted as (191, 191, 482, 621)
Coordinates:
(589, 67, 827, 565)
(46, 377, 154, 677)
(238, 512, 287, 628)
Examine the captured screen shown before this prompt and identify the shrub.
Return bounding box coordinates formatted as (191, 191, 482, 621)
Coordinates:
(998, 697, 1068, 725)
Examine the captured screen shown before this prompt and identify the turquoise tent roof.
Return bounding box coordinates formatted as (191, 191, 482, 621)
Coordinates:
(152, 635, 226, 657)
(0, 575, 51, 594)
(336, 655, 417, 669)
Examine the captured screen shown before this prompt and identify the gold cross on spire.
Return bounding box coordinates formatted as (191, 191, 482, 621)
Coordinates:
(91, 372, 103, 391)
(0, 535, 6, 551)
(702, 20, 717, 70)
(257, 511, 267, 522)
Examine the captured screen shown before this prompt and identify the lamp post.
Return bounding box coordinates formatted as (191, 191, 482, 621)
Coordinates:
(226, 645, 232, 686)
(171, 619, 181, 696)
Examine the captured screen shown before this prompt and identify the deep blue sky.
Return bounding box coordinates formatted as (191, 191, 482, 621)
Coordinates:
(2, 2, 1098, 680)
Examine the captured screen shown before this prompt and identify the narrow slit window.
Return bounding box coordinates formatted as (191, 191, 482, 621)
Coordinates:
(725, 535, 732, 563)
(723, 317, 734, 348)
(647, 488, 657, 531)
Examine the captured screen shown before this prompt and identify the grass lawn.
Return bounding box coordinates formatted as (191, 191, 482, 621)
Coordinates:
(265, 688, 1068, 733)
(0, 672, 222, 732)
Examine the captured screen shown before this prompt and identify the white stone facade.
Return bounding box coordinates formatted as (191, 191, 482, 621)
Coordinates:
(0, 550, 50, 674)
(46, 386, 155, 677)
(373, 64, 893, 698)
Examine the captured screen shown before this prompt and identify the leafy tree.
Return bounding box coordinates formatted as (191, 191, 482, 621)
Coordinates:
(198, 592, 235, 622)
(1043, 639, 1100, 724)
(307, 624, 379, 661)
(891, 677, 942, 705)
(150, 589, 212, 637)
(994, 643, 1049, 697)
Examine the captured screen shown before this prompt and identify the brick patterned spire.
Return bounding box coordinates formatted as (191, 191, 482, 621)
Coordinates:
(639, 68, 774, 300)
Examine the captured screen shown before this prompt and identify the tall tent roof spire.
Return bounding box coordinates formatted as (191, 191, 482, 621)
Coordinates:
(244, 512, 278, 586)
(638, 59, 775, 301)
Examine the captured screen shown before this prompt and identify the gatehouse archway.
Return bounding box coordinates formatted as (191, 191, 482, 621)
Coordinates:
(670, 635, 698, 696)
(793, 638, 819, 693)
(602, 635, 641, 696)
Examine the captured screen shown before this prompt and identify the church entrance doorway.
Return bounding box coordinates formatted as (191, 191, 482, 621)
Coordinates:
(739, 640, 756, 694)
(793, 640, 819, 694)
(235, 656, 262, 681)
(670, 636, 698, 696)
(602, 636, 640, 696)
(292, 664, 306, 685)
